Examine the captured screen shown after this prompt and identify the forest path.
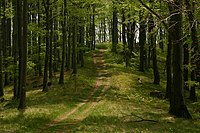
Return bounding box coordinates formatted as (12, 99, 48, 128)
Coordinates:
(40, 48, 111, 132)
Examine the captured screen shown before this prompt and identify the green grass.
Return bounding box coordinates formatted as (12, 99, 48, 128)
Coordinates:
(1, 43, 200, 132)
(0, 51, 97, 132)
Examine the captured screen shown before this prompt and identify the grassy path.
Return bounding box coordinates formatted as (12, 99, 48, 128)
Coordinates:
(40, 48, 111, 132)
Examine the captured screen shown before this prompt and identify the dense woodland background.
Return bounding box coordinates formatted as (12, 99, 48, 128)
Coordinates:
(0, 0, 200, 132)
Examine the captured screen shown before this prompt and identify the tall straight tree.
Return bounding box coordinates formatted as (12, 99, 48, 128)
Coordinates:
(43, 0, 50, 92)
(0, 1, 3, 97)
(59, 0, 67, 84)
(18, 0, 28, 110)
(17, 0, 23, 99)
(139, 11, 147, 72)
(185, 0, 199, 102)
(112, 1, 118, 53)
(169, 0, 191, 118)
(72, 16, 77, 74)
(148, 1, 160, 84)
(13, 0, 19, 98)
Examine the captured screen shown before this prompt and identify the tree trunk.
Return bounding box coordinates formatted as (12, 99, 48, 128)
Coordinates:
(139, 11, 146, 72)
(148, 13, 160, 84)
(18, 0, 27, 110)
(13, 0, 18, 98)
(49, 9, 53, 83)
(0, 2, 3, 97)
(168, 1, 192, 118)
(184, 0, 198, 102)
(72, 16, 77, 74)
(112, 3, 118, 53)
(59, 0, 67, 84)
(43, 0, 50, 92)
(38, 0, 42, 76)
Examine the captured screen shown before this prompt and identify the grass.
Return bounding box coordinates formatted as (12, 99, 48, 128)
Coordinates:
(1, 43, 200, 132)
(0, 51, 97, 132)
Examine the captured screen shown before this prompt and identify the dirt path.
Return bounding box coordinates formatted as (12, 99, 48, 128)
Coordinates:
(40, 48, 110, 132)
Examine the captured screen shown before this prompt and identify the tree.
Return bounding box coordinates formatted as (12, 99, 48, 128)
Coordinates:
(168, 0, 192, 118)
(139, 11, 147, 72)
(18, 0, 28, 110)
(59, 0, 67, 84)
(0, 1, 3, 97)
(112, 2, 118, 53)
(43, 0, 50, 92)
(184, 0, 199, 102)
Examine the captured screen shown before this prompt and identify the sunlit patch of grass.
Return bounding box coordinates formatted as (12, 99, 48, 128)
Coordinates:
(0, 50, 97, 132)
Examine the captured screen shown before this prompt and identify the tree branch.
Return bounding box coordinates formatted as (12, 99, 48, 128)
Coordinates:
(137, 0, 168, 29)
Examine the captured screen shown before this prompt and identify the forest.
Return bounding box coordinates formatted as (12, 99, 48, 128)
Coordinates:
(0, 0, 200, 132)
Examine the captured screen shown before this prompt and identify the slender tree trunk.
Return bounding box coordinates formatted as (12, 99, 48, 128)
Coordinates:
(0, 2, 3, 97)
(67, 26, 71, 70)
(165, 31, 172, 99)
(185, 0, 198, 102)
(148, 12, 160, 84)
(18, 0, 27, 110)
(17, 0, 23, 99)
(139, 11, 146, 72)
(59, 0, 67, 84)
(13, 0, 18, 98)
(38, 0, 42, 76)
(43, 0, 50, 92)
(49, 9, 53, 83)
(112, 3, 118, 53)
(72, 16, 77, 74)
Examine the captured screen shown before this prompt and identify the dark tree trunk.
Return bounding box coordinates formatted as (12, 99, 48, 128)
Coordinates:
(183, 39, 189, 91)
(79, 21, 84, 67)
(139, 11, 147, 72)
(53, 20, 58, 72)
(0, 2, 3, 97)
(59, 0, 67, 84)
(168, 1, 192, 118)
(38, 0, 42, 76)
(148, 13, 160, 84)
(13, 0, 18, 98)
(67, 26, 71, 71)
(165, 32, 172, 99)
(43, 0, 50, 92)
(49, 9, 53, 83)
(72, 17, 77, 74)
(185, 0, 198, 102)
(17, 0, 23, 99)
(112, 3, 118, 53)
(18, 0, 27, 110)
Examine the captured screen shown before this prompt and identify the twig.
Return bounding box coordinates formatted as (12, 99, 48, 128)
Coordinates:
(120, 110, 158, 123)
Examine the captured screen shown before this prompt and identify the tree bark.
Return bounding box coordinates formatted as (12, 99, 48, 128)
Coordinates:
(112, 2, 118, 53)
(59, 0, 67, 84)
(139, 11, 147, 72)
(18, 0, 27, 110)
(43, 0, 50, 92)
(168, 0, 192, 118)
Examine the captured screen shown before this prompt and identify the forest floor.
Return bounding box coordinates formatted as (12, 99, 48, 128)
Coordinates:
(1, 43, 200, 132)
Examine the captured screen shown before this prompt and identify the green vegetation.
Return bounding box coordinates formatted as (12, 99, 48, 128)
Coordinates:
(1, 43, 200, 132)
